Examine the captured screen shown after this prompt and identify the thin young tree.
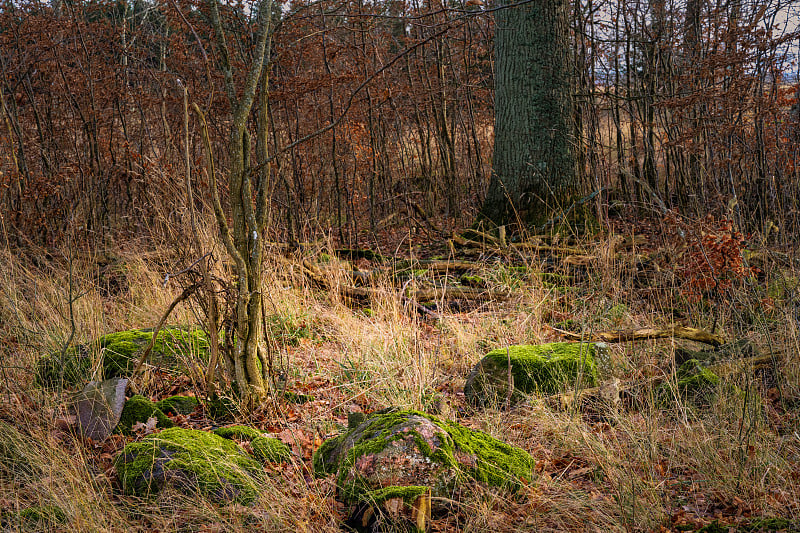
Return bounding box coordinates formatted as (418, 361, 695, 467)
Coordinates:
(195, 0, 274, 406)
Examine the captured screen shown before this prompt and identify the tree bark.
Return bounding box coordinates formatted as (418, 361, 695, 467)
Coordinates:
(480, 0, 575, 228)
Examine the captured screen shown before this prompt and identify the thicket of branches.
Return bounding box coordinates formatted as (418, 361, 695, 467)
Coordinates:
(0, 0, 797, 247)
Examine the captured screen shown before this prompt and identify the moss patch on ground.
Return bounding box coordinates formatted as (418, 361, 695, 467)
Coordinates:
(114, 427, 262, 504)
(312, 409, 534, 504)
(117, 395, 174, 435)
(464, 342, 599, 406)
(35, 327, 210, 388)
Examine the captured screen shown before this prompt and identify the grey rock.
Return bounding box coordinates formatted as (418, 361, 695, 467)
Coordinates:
(75, 377, 129, 441)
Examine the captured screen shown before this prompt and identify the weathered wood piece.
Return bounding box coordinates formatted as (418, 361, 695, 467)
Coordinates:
(552, 325, 724, 347)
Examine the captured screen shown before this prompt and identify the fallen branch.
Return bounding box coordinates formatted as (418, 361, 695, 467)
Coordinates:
(551, 325, 724, 347)
(408, 286, 510, 303)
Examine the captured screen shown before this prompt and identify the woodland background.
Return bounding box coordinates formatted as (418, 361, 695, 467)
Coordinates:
(1, 0, 798, 246)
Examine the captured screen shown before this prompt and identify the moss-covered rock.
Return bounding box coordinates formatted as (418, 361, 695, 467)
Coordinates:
(18, 505, 66, 525)
(312, 409, 534, 505)
(1, 505, 67, 529)
(464, 342, 599, 407)
(213, 425, 263, 441)
(676, 359, 720, 392)
(117, 395, 174, 435)
(250, 437, 293, 464)
(657, 359, 722, 407)
(114, 427, 262, 504)
(35, 327, 210, 388)
(213, 426, 292, 464)
(156, 395, 200, 416)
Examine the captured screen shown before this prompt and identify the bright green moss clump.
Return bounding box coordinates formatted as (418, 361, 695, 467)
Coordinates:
(114, 427, 262, 504)
(677, 359, 720, 392)
(214, 425, 263, 441)
(213, 426, 292, 464)
(156, 395, 200, 416)
(464, 342, 599, 406)
(250, 437, 293, 464)
(312, 410, 534, 504)
(117, 395, 174, 435)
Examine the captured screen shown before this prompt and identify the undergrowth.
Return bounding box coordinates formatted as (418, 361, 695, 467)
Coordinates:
(0, 222, 798, 532)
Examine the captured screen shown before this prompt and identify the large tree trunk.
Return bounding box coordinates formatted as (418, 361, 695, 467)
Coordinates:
(480, 0, 575, 228)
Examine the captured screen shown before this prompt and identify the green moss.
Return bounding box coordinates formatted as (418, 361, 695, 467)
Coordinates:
(677, 359, 720, 392)
(313, 410, 534, 503)
(281, 391, 314, 404)
(117, 395, 174, 435)
(156, 395, 200, 416)
(206, 395, 239, 421)
(312, 435, 344, 477)
(459, 275, 485, 287)
(657, 359, 722, 407)
(250, 437, 293, 463)
(465, 342, 598, 406)
(35, 327, 211, 388)
(18, 505, 66, 525)
(114, 427, 262, 504)
(214, 425, 263, 441)
(361, 485, 429, 505)
(739, 518, 798, 531)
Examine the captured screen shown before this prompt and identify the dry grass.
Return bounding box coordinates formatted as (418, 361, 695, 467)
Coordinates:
(0, 226, 798, 532)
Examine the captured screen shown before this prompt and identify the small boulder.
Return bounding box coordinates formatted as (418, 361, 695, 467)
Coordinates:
(114, 427, 262, 504)
(312, 409, 534, 506)
(657, 358, 721, 406)
(156, 395, 200, 416)
(117, 395, 174, 435)
(75, 377, 130, 441)
(213, 426, 293, 464)
(464, 342, 599, 407)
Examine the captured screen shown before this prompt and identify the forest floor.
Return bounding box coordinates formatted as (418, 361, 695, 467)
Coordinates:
(0, 215, 798, 532)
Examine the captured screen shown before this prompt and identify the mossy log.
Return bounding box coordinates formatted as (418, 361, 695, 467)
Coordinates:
(553, 325, 723, 347)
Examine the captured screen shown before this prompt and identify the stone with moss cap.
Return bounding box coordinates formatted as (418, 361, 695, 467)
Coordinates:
(657, 358, 722, 407)
(312, 409, 534, 505)
(213, 425, 293, 464)
(464, 342, 599, 407)
(156, 395, 200, 416)
(116, 395, 174, 435)
(114, 427, 262, 504)
(35, 327, 210, 388)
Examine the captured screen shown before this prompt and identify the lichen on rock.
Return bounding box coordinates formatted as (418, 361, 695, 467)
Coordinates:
(114, 427, 262, 504)
(464, 342, 599, 407)
(312, 409, 534, 505)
